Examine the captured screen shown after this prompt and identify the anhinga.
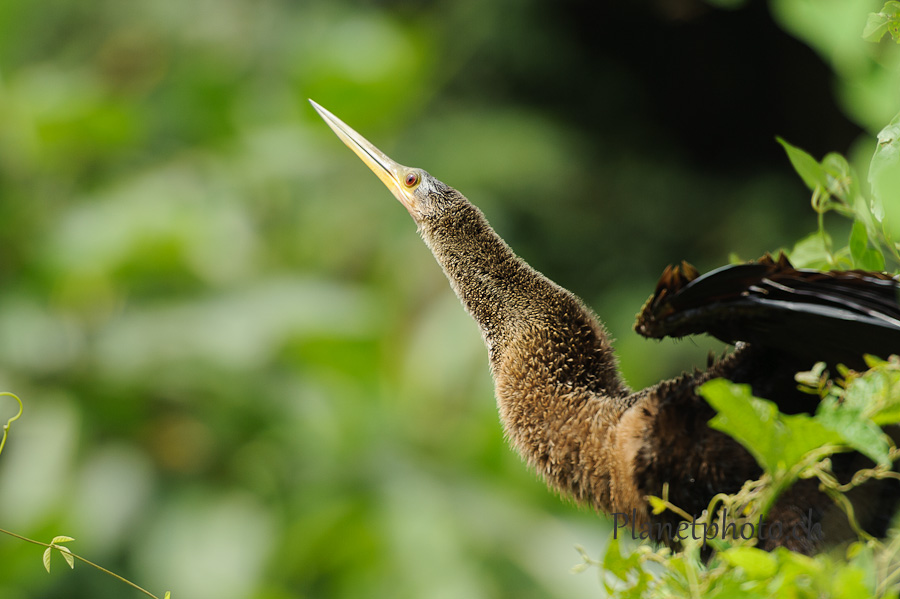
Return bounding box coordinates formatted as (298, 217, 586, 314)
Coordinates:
(310, 100, 900, 554)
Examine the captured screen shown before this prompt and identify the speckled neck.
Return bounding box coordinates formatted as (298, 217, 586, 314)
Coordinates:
(417, 197, 633, 509)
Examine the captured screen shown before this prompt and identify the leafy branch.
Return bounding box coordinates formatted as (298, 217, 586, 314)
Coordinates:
(573, 345, 900, 598)
(0, 527, 170, 599)
(864, 2, 900, 44)
(776, 136, 896, 271)
(0, 392, 172, 598)
(574, 93, 900, 599)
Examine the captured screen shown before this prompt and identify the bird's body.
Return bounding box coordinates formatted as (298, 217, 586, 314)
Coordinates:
(311, 101, 900, 554)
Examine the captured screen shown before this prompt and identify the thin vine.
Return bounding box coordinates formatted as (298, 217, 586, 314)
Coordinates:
(0, 392, 171, 598)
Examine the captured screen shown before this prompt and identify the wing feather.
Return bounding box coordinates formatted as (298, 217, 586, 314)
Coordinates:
(635, 253, 900, 366)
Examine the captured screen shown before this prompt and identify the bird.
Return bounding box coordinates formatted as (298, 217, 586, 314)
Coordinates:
(309, 100, 900, 555)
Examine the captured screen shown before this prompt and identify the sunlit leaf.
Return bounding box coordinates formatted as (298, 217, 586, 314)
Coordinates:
(789, 231, 833, 269)
(849, 220, 867, 263)
(700, 379, 842, 475)
(848, 221, 886, 271)
(853, 195, 882, 239)
(821, 152, 856, 207)
(51, 535, 74, 544)
(864, 13, 891, 42)
(845, 362, 900, 426)
(817, 401, 891, 467)
(647, 495, 668, 515)
(572, 544, 595, 574)
(600, 534, 653, 598)
(777, 137, 827, 191)
(775, 546, 821, 575)
(833, 564, 871, 598)
(863, 2, 900, 42)
(795, 361, 827, 390)
(602, 536, 630, 582)
(869, 114, 900, 238)
(720, 546, 777, 579)
(570, 561, 591, 574)
(59, 546, 75, 569)
(43, 547, 52, 573)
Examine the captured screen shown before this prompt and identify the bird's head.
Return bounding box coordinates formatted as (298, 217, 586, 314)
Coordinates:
(310, 100, 458, 225)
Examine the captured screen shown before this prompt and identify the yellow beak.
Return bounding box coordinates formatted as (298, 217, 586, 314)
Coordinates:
(309, 100, 417, 214)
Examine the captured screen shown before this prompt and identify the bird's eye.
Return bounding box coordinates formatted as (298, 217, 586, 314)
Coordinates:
(404, 172, 419, 187)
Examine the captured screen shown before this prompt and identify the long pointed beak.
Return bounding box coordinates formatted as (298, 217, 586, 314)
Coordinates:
(309, 100, 416, 213)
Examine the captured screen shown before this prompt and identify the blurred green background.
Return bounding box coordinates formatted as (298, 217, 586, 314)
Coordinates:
(0, 1, 897, 597)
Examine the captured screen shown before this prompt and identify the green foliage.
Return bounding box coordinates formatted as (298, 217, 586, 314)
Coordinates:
(0, 1, 897, 597)
(577, 537, 898, 599)
(776, 137, 896, 270)
(43, 536, 75, 573)
(702, 379, 841, 478)
(870, 112, 900, 237)
(814, 356, 900, 468)
(864, 2, 900, 44)
(0, 522, 172, 598)
(0, 392, 173, 597)
(575, 99, 900, 599)
(0, 1, 622, 597)
(576, 360, 900, 598)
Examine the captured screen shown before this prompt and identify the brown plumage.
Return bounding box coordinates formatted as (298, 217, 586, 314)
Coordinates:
(311, 101, 900, 554)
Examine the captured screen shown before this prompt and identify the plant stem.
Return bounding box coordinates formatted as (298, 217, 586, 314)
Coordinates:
(0, 392, 23, 457)
(0, 527, 161, 599)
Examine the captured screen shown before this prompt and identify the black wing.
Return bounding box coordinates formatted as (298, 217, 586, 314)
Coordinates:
(634, 253, 900, 367)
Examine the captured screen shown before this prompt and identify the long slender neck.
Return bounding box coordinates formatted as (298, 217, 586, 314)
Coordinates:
(419, 201, 524, 360)
(418, 197, 632, 509)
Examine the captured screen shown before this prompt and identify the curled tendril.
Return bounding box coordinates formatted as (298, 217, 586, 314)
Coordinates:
(0, 392, 23, 457)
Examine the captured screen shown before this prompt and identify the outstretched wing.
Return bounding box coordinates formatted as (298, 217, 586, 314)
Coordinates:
(634, 253, 900, 366)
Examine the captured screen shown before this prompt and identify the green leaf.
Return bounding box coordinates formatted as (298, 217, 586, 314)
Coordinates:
(51, 535, 74, 544)
(720, 546, 777, 579)
(817, 401, 891, 467)
(864, 2, 900, 43)
(42, 536, 76, 573)
(777, 137, 827, 191)
(789, 231, 833, 269)
(849, 221, 886, 270)
(795, 361, 827, 390)
(603, 535, 642, 582)
(601, 533, 651, 596)
(869, 116, 900, 236)
(821, 152, 856, 206)
(863, 11, 893, 42)
(699, 379, 842, 475)
(848, 364, 900, 426)
(864, 354, 889, 369)
(571, 545, 595, 574)
(570, 561, 591, 574)
(775, 546, 821, 576)
(833, 565, 871, 599)
(647, 495, 668, 515)
(849, 220, 867, 262)
(853, 195, 882, 238)
(872, 402, 900, 426)
(59, 546, 75, 570)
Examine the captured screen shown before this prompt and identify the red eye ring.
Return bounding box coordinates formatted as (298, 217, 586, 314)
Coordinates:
(404, 172, 419, 187)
